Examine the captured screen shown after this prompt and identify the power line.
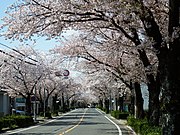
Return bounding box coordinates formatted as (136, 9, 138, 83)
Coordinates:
(0, 42, 39, 63)
(0, 49, 37, 66)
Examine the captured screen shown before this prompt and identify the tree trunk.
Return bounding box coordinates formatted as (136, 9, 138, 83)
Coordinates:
(129, 95, 135, 115)
(161, 38, 180, 135)
(61, 92, 65, 112)
(147, 74, 160, 126)
(66, 96, 70, 110)
(52, 94, 58, 113)
(115, 97, 118, 111)
(133, 33, 161, 124)
(26, 94, 32, 115)
(105, 98, 109, 114)
(118, 96, 124, 112)
(134, 82, 144, 119)
(161, 0, 180, 134)
(131, 1, 163, 125)
(98, 98, 103, 108)
(137, 49, 161, 124)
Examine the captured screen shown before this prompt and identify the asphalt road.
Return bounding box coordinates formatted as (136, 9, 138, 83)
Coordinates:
(2, 108, 135, 135)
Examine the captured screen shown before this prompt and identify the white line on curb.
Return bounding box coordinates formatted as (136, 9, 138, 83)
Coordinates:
(127, 126, 137, 135)
(6, 125, 39, 134)
(96, 109, 122, 135)
(105, 116, 122, 135)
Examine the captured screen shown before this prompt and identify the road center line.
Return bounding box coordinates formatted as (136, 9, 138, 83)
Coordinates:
(59, 109, 88, 135)
(96, 109, 122, 135)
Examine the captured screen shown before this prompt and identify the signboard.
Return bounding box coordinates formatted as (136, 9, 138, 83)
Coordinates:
(63, 69, 70, 76)
(16, 97, 26, 103)
(55, 71, 62, 76)
(16, 103, 25, 107)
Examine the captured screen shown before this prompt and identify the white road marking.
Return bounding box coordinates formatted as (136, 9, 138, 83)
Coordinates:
(127, 126, 137, 135)
(96, 109, 122, 135)
(6, 125, 40, 134)
(96, 108, 103, 114)
(59, 108, 88, 135)
(105, 116, 122, 135)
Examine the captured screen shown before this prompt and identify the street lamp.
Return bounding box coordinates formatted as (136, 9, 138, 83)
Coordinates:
(54, 69, 70, 78)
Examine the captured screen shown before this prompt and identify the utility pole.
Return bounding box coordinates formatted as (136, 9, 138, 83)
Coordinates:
(44, 87, 46, 118)
(33, 87, 37, 122)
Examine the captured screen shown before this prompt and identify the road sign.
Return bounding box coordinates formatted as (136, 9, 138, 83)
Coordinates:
(55, 69, 70, 77)
(63, 69, 70, 76)
(54, 71, 62, 76)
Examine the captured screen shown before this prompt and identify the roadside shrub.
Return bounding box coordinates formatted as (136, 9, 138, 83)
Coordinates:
(127, 116, 161, 135)
(14, 116, 25, 127)
(97, 106, 109, 114)
(14, 115, 34, 127)
(52, 111, 59, 116)
(97, 106, 103, 110)
(39, 112, 52, 118)
(0, 115, 34, 131)
(24, 116, 34, 126)
(2, 117, 16, 129)
(0, 119, 3, 131)
(45, 112, 52, 119)
(127, 115, 136, 127)
(69, 106, 75, 110)
(111, 111, 129, 119)
(39, 112, 44, 117)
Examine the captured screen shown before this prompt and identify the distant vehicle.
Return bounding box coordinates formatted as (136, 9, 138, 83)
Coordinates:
(15, 110, 26, 115)
(87, 104, 95, 108)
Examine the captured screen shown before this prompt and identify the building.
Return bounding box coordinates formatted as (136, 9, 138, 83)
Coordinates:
(0, 90, 10, 116)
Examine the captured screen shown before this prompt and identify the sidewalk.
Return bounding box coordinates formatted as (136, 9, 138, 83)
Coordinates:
(96, 109, 136, 135)
(34, 116, 49, 124)
(34, 109, 77, 125)
(106, 113, 127, 124)
(34, 113, 65, 125)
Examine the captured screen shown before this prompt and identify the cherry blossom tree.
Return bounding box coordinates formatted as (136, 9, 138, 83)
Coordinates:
(0, 45, 72, 114)
(0, 46, 43, 114)
(1, 1, 152, 119)
(56, 31, 147, 117)
(1, 0, 154, 120)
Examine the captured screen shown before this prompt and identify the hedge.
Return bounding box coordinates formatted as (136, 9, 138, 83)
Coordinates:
(127, 116, 162, 135)
(97, 106, 109, 114)
(39, 112, 52, 119)
(111, 111, 129, 119)
(0, 115, 34, 132)
(0, 119, 3, 131)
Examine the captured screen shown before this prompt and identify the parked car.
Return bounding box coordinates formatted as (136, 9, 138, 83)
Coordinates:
(15, 110, 26, 115)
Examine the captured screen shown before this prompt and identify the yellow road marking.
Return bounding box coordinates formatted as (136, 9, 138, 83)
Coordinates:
(59, 109, 87, 135)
